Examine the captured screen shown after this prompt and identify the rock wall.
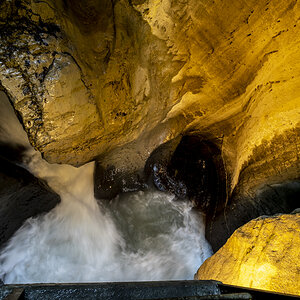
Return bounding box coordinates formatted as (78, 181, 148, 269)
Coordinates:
(0, 152, 60, 249)
(207, 180, 300, 251)
(0, 91, 60, 249)
(0, 0, 299, 250)
(0, 0, 299, 197)
(195, 213, 300, 296)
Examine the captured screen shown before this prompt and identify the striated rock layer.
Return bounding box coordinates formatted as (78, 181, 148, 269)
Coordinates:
(0, 0, 298, 188)
(195, 213, 300, 296)
(0, 0, 299, 248)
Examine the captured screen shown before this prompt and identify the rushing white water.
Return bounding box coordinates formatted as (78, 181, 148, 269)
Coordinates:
(0, 92, 30, 147)
(0, 92, 213, 283)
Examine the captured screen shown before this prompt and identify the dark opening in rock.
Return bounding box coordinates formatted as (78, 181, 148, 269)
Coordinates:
(208, 180, 300, 252)
(145, 135, 227, 213)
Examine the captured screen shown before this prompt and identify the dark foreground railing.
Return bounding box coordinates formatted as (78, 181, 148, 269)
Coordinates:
(0, 280, 299, 300)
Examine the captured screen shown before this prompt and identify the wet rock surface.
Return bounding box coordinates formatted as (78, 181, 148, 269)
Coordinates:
(0, 147, 60, 249)
(0, 0, 299, 271)
(94, 162, 146, 200)
(151, 162, 187, 200)
(196, 213, 300, 296)
(207, 180, 300, 251)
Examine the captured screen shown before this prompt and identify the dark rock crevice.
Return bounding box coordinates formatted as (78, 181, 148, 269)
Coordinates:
(208, 180, 300, 252)
(144, 136, 227, 215)
(0, 147, 60, 250)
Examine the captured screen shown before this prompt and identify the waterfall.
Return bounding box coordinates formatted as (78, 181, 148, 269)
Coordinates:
(0, 91, 212, 283)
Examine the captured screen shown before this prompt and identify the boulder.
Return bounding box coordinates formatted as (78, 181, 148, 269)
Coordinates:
(94, 162, 146, 200)
(195, 213, 300, 296)
(0, 149, 60, 249)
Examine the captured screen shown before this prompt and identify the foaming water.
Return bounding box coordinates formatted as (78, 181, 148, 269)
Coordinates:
(0, 92, 212, 283)
(0, 91, 30, 147)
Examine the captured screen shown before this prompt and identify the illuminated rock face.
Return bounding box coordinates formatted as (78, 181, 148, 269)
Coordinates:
(0, 0, 299, 249)
(0, 0, 299, 196)
(195, 213, 300, 296)
(0, 0, 180, 167)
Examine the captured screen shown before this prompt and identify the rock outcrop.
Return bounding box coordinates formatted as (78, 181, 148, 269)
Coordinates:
(0, 90, 60, 249)
(207, 180, 300, 251)
(0, 0, 299, 249)
(0, 152, 60, 249)
(195, 213, 300, 296)
(0, 0, 299, 193)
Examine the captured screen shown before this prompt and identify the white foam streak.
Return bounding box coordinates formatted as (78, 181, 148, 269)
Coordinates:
(0, 91, 30, 147)
(1, 152, 123, 283)
(0, 92, 212, 283)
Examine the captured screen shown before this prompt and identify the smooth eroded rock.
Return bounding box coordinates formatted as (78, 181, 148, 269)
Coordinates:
(0, 151, 60, 249)
(0, 0, 298, 201)
(196, 213, 300, 296)
(206, 181, 300, 251)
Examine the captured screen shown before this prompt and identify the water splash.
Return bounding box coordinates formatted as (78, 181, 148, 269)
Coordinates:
(0, 92, 30, 147)
(0, 91, 212, 283)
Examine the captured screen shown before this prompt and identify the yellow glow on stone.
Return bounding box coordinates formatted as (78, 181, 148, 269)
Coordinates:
(195, 214, 300, 296)
(238, 262, 277, 290)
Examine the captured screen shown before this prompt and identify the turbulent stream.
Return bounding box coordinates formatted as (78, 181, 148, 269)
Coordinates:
(0, 92, 212, 283)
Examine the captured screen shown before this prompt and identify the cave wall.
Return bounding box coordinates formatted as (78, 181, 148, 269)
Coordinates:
(0, 0, 299, 199)
(0, 154, 60, 249)
(196, 212, 300, 296)
(0, 0, 299, 250)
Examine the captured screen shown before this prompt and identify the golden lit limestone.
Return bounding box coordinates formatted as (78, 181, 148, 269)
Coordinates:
(134, 0, 300, 196)
(0, 0, 299, 197)
(195, 213, 300, 296)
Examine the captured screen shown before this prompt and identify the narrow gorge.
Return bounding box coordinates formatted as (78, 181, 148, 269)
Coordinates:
(0, 0, 299, 297)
